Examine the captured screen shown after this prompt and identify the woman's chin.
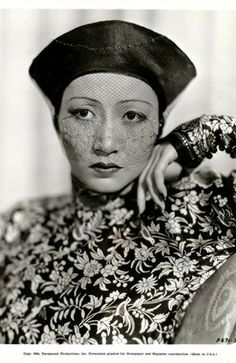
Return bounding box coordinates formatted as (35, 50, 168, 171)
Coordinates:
(80, 176, 133, 194)
(87, 181, 129, 194)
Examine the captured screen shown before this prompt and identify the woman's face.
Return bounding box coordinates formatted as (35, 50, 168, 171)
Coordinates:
(58, 73, 159, 193)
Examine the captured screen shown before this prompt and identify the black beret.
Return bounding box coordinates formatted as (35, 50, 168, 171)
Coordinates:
(29, 20, 196, 113)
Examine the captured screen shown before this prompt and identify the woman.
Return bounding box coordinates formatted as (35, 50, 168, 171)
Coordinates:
(0, 20, 235, 344)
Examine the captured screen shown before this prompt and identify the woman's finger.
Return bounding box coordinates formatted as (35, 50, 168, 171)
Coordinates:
(145, 148, 165, 210)
(137, 147, 160, 214)
(144, 143, 178, 210)
(138, 145, 166, 212)
(137, 143, 178, 213)
(146, 173, 165, 210)
(152, 144, 177, 198)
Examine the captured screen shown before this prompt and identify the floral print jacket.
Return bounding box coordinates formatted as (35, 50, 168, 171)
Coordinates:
(0, 114, 236, 344)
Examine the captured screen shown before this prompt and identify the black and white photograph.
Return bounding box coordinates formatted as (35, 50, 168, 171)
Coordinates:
(0, 2, 236, 360)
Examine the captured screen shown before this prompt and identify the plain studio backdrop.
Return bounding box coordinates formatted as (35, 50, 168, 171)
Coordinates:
(0, 9, 236, 212)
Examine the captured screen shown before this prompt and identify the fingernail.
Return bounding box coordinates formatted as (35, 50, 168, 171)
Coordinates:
(139, 203, 145, 215)
(161, 201, 165, 212)
(137, 199, 144, 215)
(140, 207, 145, 215)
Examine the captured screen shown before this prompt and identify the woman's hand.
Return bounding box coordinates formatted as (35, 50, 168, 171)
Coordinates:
(137, 143, 178, 214)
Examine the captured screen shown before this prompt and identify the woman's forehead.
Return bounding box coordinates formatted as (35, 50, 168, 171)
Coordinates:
(62, 73, 158, 106)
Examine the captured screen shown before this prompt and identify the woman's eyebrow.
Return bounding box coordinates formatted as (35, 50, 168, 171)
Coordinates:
(118, 99, 154, 107)
(67, 97, 154, 108)
(68, 96, 100, 103)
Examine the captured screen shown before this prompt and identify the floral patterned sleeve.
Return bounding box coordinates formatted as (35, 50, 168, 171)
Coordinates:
(167, 114, 236, 168)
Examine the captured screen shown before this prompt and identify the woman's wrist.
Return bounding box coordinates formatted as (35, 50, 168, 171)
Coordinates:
(159, 116, 204, 169)
(165, 129, 202, 169)
(164, 114, 236, 169)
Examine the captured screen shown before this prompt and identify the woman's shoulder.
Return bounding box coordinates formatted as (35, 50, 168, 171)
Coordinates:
(170, 167, 236, 190)
(162, 167, 236, 232)
(0, 193, 72, 245)
(169, 167, 236, 210)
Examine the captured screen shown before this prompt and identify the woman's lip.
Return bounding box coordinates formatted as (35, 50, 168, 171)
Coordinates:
(90, 166, 122, 177)
(90, 162, 122, 169)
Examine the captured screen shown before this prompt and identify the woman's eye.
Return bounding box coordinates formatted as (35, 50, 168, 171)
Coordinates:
(70, 108, 94, 120)
(124, 111, 147, 122)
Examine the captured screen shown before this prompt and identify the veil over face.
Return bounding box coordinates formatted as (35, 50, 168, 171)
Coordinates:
(58, 73, 160, 193)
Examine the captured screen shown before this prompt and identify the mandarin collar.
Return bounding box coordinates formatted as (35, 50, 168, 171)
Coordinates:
(71, 174, 138, 212)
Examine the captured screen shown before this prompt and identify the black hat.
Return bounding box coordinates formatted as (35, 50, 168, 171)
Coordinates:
(29, 20, 196, 113)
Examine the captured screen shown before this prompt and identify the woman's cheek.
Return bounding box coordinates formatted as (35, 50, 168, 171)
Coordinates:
(59, 121, 95, 162)
(122, 124, 157, 166)
(61, 128, 94, 161)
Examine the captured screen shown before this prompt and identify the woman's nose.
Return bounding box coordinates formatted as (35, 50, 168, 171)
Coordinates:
(92, 121, 118, 156)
